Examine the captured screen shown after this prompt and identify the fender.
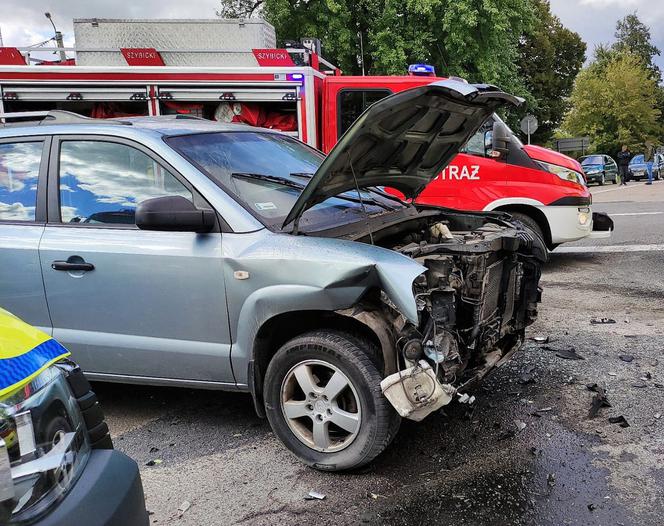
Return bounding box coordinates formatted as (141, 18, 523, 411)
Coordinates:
(223, 230, 425, 385)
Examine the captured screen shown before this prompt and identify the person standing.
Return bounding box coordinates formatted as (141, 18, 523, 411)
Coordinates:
(617, 145, 631, 185)
(645, 142, 654, 185)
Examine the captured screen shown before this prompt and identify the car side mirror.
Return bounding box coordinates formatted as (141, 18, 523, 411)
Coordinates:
(136, 196, 215, 233)
(490, 121, 511, 159)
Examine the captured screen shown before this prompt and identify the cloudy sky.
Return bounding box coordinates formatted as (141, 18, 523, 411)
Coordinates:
(0, 0, 663, 70)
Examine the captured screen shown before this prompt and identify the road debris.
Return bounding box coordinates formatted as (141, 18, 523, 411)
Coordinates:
(547, 473, 556, 487)
(587, 384, 611, 418)
(590, 318, 616, 325)
(515, 420, 527, 432)
(631, 381, 648, 388)
(177, 500, 191, 516)
(608, 416, 630, 428)
(588, 503, 597, 511)
(305, 491, 326, 501)
(146, 459, 163, 466)
(555, 348, 585, 360)
(531, 335, 549, 344)
(518, 368, 537, 385)
(619, 355, 634, 363)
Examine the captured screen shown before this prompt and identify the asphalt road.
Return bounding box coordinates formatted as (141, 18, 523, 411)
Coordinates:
(96, 180, 664, 526)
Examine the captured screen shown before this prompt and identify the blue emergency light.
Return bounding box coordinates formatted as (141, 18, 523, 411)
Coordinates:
(408, 63, 436, 77)
(287, 73, 304, 83)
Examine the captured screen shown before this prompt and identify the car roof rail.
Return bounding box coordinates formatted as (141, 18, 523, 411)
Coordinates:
(0, 110, 132, 127)
(39, 110, 132, 126)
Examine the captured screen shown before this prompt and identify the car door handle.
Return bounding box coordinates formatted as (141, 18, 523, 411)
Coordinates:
(51, 260, 95, 272)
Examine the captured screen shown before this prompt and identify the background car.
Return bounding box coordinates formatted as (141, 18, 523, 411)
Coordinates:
(652, 153, 664, 180)
(579, 154, 618, 185)
(628, 154, 653, 181)
(0, 308, 148, 526)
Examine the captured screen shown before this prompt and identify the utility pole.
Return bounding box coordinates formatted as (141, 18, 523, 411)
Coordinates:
(45, 12, 67, 62)
(358, 31, 365, 75)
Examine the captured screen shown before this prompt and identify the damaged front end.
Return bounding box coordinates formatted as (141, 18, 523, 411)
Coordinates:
(369, 210, 545, 421)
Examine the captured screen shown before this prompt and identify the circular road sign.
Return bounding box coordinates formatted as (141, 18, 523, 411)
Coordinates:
(520, 114, 538, 135)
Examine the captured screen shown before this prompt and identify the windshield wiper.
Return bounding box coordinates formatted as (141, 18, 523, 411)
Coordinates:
(231, 172, 304, 189)
(233, 172, 396, 211)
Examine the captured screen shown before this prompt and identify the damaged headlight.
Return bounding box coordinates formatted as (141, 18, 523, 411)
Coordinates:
(537, 160, 586, 186)
(0, 366, 90, 524)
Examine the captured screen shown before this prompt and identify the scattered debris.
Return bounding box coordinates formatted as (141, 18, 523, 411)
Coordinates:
(654, 413, 661, 420)
(531, 335, 549, 344)
(370, 493, 380, 500)
(588, 503, 597, 511)
(608, 416, 630, 428)
(655, 383, 664, 389)
(457, 393, 476, 404)
(518, 368, 537, 385)
(642, 372, 652, 380)
(547, 473, 556, 487)
(631, 381, 648, 389)
(532, 406, 553, 417)
(514, 420, 527, 432)
(608, 372, 618, 377)
(178, 501, 191, 516)
(619, 355, 634, 363)
(590, 318, 616, 325)
(555, 348, 585, 360)
(305, 491, 326, 501)
(145, 459, 163, 466)
(624, 334, 637, 338)
(587, 384, 611, 418)
(149, 446, 160, 453)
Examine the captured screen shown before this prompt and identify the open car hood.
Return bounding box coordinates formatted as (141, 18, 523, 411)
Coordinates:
(283, 79, 523, 228)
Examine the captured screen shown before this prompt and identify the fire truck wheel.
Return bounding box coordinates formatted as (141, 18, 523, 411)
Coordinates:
(509, 212, 545, 245)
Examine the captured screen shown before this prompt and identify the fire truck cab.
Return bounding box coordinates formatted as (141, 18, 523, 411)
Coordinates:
(0, 18, 612, 248)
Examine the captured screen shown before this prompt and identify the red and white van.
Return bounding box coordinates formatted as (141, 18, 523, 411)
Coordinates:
(0, 25, 611, 248)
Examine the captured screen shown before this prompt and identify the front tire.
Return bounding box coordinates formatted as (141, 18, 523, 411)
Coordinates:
(508, 212, 546, 246)
(599, 172, 605, 185)
(264, 330, 400, 471)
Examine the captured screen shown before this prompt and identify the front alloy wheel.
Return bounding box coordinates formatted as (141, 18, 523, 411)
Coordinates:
(264, 330, 400, 471)
(281, 360, 360, 452)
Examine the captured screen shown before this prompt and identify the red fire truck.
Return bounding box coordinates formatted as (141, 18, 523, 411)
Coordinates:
(0, 18, 611, 248)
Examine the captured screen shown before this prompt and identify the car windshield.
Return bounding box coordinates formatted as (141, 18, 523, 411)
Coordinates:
(166, 131, 405, 231)
(581, 155, 603, 165)
(630, 155, 644, 165)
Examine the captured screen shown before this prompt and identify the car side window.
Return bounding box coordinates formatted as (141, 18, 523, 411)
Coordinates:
(58, 140, 193, 225)
(338, 89, 391, 138)
(0, 141, 43, 222)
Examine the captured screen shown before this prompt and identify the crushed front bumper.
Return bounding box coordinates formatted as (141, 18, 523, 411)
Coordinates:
(588, 211, 614, 239)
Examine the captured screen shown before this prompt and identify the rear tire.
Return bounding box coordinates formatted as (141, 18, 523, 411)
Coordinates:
(264, 330, 400, 471)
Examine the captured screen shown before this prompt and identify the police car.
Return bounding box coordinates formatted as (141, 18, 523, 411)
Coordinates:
(0, 308, 148, 525)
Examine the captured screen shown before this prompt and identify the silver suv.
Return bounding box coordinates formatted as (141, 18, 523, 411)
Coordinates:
(0, 81, 545, 470)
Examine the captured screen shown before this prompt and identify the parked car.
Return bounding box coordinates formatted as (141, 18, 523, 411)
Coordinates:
(652, 153, 664, 180)
(0, 308, 148, 526)
(579, 154, 618, 185)
(628, 154, 653, 181)
(0, 80, 546, 471)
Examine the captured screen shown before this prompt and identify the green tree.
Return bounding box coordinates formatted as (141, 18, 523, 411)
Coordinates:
(263, 0, 534, 96)
(614, 12, 661, 81)
(562, 52, 661, 156)
(217, 0, 264, 18)
(517, 0, 585, 144)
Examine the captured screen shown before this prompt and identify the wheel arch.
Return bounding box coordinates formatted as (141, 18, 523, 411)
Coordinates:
(248, 305, 395, 418)
(491, 203, 553, 248)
